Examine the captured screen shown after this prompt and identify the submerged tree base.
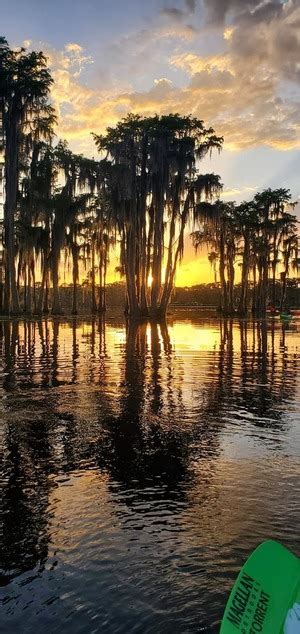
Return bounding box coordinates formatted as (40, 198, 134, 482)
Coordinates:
(126, 307, 168, 323)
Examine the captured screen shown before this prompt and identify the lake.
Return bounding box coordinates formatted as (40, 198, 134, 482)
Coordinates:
(0, 314, 299, 633)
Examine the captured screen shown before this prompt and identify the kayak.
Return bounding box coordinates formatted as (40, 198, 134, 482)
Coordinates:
(280, 313, 293, 321)
(220, 540, 300, 633)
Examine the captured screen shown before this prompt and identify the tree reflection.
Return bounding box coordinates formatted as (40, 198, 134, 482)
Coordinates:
(0, 316, 299, 585)
(0, 420, 53, 584)
(95, 321, 193, 492)
(197, 318, 299, 436)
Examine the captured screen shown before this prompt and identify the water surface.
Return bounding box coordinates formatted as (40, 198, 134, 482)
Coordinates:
(0, 315, 299, 633)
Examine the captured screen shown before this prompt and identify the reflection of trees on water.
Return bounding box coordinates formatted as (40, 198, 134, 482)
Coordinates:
(0, 317, 298, 582)
(199, 319, 299, 434)
(0, 419, 53, 585)
(95, 321, 193, 491)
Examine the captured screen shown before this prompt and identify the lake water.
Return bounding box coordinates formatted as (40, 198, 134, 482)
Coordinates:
(0, 314, 299, 633)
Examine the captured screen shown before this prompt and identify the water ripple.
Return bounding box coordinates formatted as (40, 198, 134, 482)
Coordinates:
(0, 315, 299, 633)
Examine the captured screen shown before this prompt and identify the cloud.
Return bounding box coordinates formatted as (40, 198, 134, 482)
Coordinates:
(168, 1, 300, 149)
(171, 52, 233, 73)
(185, 0, 196, 11)
(64, 43, 83, 54)
(228, 2, 300, 84)
(43, 0, 300, 155)
(189, 68, 234, 89)
(202, 0, 280, 25)
(160, 0, 197, 21)
(161, 7, 186, 19)
(222, 186, 258, 198)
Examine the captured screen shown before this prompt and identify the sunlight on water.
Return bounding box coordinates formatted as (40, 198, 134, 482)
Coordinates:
(0, 314, 299, 633)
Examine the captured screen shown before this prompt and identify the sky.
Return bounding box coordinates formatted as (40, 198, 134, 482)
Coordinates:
(2, 0, 300, 285)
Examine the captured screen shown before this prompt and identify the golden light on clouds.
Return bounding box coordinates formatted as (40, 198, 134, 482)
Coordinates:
(223, 27, 235, 41)
(42, 8, 300, 156)
(19, 0, 299, 289)
(170, 52, 234, 75)
(18, 0, 300, 159)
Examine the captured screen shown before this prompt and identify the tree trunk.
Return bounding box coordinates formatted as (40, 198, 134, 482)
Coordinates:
(4, 111, 21, 314)
(23, 266, 27, 313)
(71, 244, 79, 315)
(160, 190, 178, 314)
(151, 187, 164, 312)
(0, 252, 3, 313)
(238, 235, 250, 316)
(27, 263, 32, 314)
(91, 241, 97, 314)
(261, 256, 269, 317)
(103, 251, 107, 312)
(227, 247, 235, 314)
(43, 273, 49, 314)
(280, 272, 287, 312)
(252, 264, 257, 314)
(51, 250, 63, 314)
(255, 254, 268, 317)
(125, 223, 140, 319)
(138, 134, 148, 315)
(98, 245, 106, 314)
(32, 261, 37, 313)
(219, 229, 228, 314)
(37, 259, 47, 314)
(159, 192, 191, 318)
(271, 260, 277, 307)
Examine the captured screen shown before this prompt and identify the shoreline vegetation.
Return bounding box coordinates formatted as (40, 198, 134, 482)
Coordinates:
(0, 281, 298, 320)
(0, 38, 299, 322)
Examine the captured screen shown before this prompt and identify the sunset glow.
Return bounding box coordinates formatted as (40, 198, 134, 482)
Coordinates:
(3, 0, 300, 288)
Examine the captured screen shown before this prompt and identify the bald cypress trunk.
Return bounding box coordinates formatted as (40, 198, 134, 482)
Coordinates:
(43, 274, 49, 314)
(151, 186, 164, 313)
(71, 243, 79, 315)
(51, 247, 63, 315)
(27, 264, 32, 314)
(238, 234, 250, 316)
(4, 110, 20, 314)
(160, 181, 179, 315)
(271, 261, 276, 307)
(219, 229, 228, 314)
(159, 191, 191, 317)
(37, 258, 48, 314)
(91, 241, 97, 314)
(139, 135, 148, 316)
(251, 264, 257, 315)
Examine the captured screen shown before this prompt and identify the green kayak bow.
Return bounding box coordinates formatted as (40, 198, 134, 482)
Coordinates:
(220, 541, 300, 633)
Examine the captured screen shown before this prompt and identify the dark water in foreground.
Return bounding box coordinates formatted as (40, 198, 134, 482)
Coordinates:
(0, 314, 299, 633)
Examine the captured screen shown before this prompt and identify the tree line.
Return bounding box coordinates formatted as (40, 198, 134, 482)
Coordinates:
(0, 38, 298, 319)
(192, 192, 299, 315)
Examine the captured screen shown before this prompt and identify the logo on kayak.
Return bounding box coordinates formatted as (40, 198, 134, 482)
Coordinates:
(226, 572, 270, 632)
